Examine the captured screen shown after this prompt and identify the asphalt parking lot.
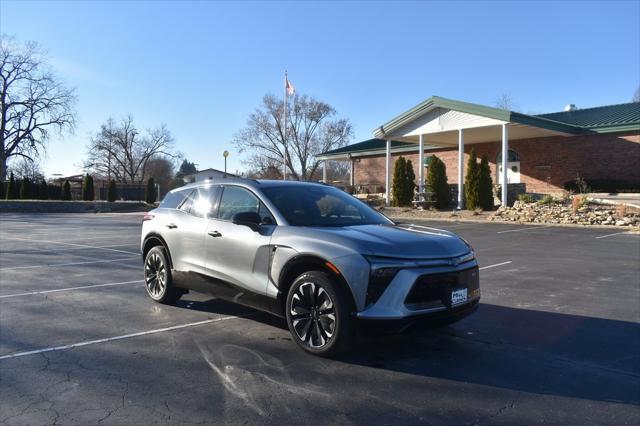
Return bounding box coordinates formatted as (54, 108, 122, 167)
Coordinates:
(0, 213, 638, 425)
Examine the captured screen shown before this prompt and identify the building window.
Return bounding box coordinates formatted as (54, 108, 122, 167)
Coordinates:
(496, 149, 520, 163)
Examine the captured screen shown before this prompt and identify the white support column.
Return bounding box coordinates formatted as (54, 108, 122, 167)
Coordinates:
(350, 160, 355, 186)
(418, 134, 424, 198)
(322, 160, 327, 183)
(457, 129, 464, 210)
(501, 123, 509, 207)
(385, 140, 391, 206)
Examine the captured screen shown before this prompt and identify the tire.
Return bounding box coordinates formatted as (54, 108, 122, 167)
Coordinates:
(285, 270, 355, 357)
(143, 246, 182, 305)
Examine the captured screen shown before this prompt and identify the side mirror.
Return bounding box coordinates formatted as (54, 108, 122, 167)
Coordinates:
(232, 211, 261, 231)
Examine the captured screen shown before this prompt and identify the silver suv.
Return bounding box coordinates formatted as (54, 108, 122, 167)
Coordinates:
(141, 179, 479, 356)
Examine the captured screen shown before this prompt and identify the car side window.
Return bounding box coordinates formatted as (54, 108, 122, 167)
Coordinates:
(160, 189, 189, 209)
(191, 186, 220, 218)
(178, 190, 196, 213)
(217, 186, 274, 224)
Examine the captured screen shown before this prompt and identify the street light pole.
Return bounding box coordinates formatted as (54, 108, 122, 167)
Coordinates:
(223, 150, 229, 178)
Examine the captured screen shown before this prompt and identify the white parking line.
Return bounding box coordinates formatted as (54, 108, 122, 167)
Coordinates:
(0, 256, 139, 271)
(479, 261, 512, 270)
(497, 225, 553, 234)
(0, 314, 256, 360)
(0, 280, 143, 299)
(1, 236, 139, 255)
(595, 231, 637, 239)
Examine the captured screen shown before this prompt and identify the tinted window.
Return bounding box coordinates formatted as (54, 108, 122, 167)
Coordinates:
(160, 190, 189, 209)
(217, 186, 274, 223)
(262, 185, 391, 227)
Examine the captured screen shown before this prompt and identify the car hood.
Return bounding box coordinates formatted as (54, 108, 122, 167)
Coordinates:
(312, 223, 471, 259)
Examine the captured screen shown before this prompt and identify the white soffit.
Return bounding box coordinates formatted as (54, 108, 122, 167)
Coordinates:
(389, 108, 508, 138)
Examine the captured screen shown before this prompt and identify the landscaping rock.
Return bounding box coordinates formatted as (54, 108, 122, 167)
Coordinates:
(491, 200, 640, 228)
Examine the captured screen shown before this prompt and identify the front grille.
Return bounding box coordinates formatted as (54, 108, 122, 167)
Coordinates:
(405, 267, 479, 309)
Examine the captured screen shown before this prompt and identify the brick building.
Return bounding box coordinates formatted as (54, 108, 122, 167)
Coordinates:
(318, 96, 640, 207)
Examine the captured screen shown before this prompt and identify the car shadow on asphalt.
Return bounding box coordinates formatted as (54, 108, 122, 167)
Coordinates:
(340, 303, 640, 405)
(175, 298, 639, 405)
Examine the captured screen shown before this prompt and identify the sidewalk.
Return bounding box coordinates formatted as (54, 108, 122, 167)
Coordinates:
(588, 193, 640, 209)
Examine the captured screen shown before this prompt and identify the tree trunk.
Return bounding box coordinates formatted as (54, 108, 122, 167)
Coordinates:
(0, 151, 6, 181)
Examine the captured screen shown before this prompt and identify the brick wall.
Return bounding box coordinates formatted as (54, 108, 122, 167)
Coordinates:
(352, 131, 640, 194)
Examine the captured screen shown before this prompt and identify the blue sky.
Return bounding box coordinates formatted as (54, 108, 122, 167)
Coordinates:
(2, 0, 639, 177)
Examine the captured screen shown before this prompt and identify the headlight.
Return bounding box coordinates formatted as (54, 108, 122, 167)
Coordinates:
(451, 251, 475, 266)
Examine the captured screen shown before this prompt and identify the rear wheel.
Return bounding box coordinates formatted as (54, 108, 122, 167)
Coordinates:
(144, 246, 182, 304)
(285, 270, 355, 357)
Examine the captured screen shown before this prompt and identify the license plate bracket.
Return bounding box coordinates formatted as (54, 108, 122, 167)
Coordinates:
(450, 288, 468, 306)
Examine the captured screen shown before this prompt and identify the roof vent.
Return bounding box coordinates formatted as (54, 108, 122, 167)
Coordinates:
(564, 104, 577, 112)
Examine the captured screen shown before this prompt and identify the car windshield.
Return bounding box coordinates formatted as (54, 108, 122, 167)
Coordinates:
(262, 185, 392, 227)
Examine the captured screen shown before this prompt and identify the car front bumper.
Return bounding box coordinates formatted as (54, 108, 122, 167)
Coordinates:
(357, 299, 479, 334)
(355, 263, 480, 331)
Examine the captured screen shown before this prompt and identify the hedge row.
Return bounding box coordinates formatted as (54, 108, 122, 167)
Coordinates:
(1, 173, 122, 202)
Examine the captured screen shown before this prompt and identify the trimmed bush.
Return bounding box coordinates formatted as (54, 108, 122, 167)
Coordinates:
(464, 149, 480, 210)
(62, 180, 71, 200)
(478, 155, 494, 210)
(19, 177, 31, 199)
(391, 157, 415, 207)
(107, 180, 117, 202)
(517, 193, 535, 203)
(538, 194, 555, 205)
(48, 184, 61, 200)
(427, 155, 449, 209)
(82, 174, 94, 201)
(145, 177, 157, 204)
(6, 173, 17, 200)
(39, 180, 48, 200)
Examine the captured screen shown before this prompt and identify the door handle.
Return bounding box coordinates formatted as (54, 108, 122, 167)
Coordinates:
(208, 231, 222, 237)
(166, 223, 178, 229)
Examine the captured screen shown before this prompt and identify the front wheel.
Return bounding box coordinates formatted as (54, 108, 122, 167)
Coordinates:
(144, 246, 182, 304)
(285, 270, 355, 357)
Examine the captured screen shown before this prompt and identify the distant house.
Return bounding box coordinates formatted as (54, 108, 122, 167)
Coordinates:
(184, 168, 238, 183)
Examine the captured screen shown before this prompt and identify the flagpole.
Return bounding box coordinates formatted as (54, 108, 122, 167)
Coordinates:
(283, 71, 287, 180)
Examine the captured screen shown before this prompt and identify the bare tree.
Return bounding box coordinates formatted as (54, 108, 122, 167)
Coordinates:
(85, 116, 175, 183)
(233, 94, 352, 181)
(7, 157, 44, 180)
(494, 94, 520, 111)
(322, 160, 350, 183)
(0, 35, 76, 180)
(144, 156, 175, 194)
(633, 86, 640, 103)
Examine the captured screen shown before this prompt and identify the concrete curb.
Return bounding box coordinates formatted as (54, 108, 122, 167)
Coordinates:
(588, 197, 640, 209)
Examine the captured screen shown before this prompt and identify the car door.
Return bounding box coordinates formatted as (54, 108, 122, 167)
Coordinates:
(162, 188, 210, 273)
(205, 185, 275, 296)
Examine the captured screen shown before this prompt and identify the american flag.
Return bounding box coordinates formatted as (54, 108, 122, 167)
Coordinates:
(286, 77, 295, 95)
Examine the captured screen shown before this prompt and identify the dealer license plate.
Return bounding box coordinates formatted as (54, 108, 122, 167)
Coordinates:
(451, 288, 468, 306)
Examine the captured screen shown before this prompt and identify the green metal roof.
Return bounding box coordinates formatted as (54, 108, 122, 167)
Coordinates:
(373, 96, 583, 138)
(320, 138, 416, 156)
(537, 102, 640, 132)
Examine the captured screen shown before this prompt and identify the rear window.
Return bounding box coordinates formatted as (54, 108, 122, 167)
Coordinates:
(159, 190, 189, 209)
